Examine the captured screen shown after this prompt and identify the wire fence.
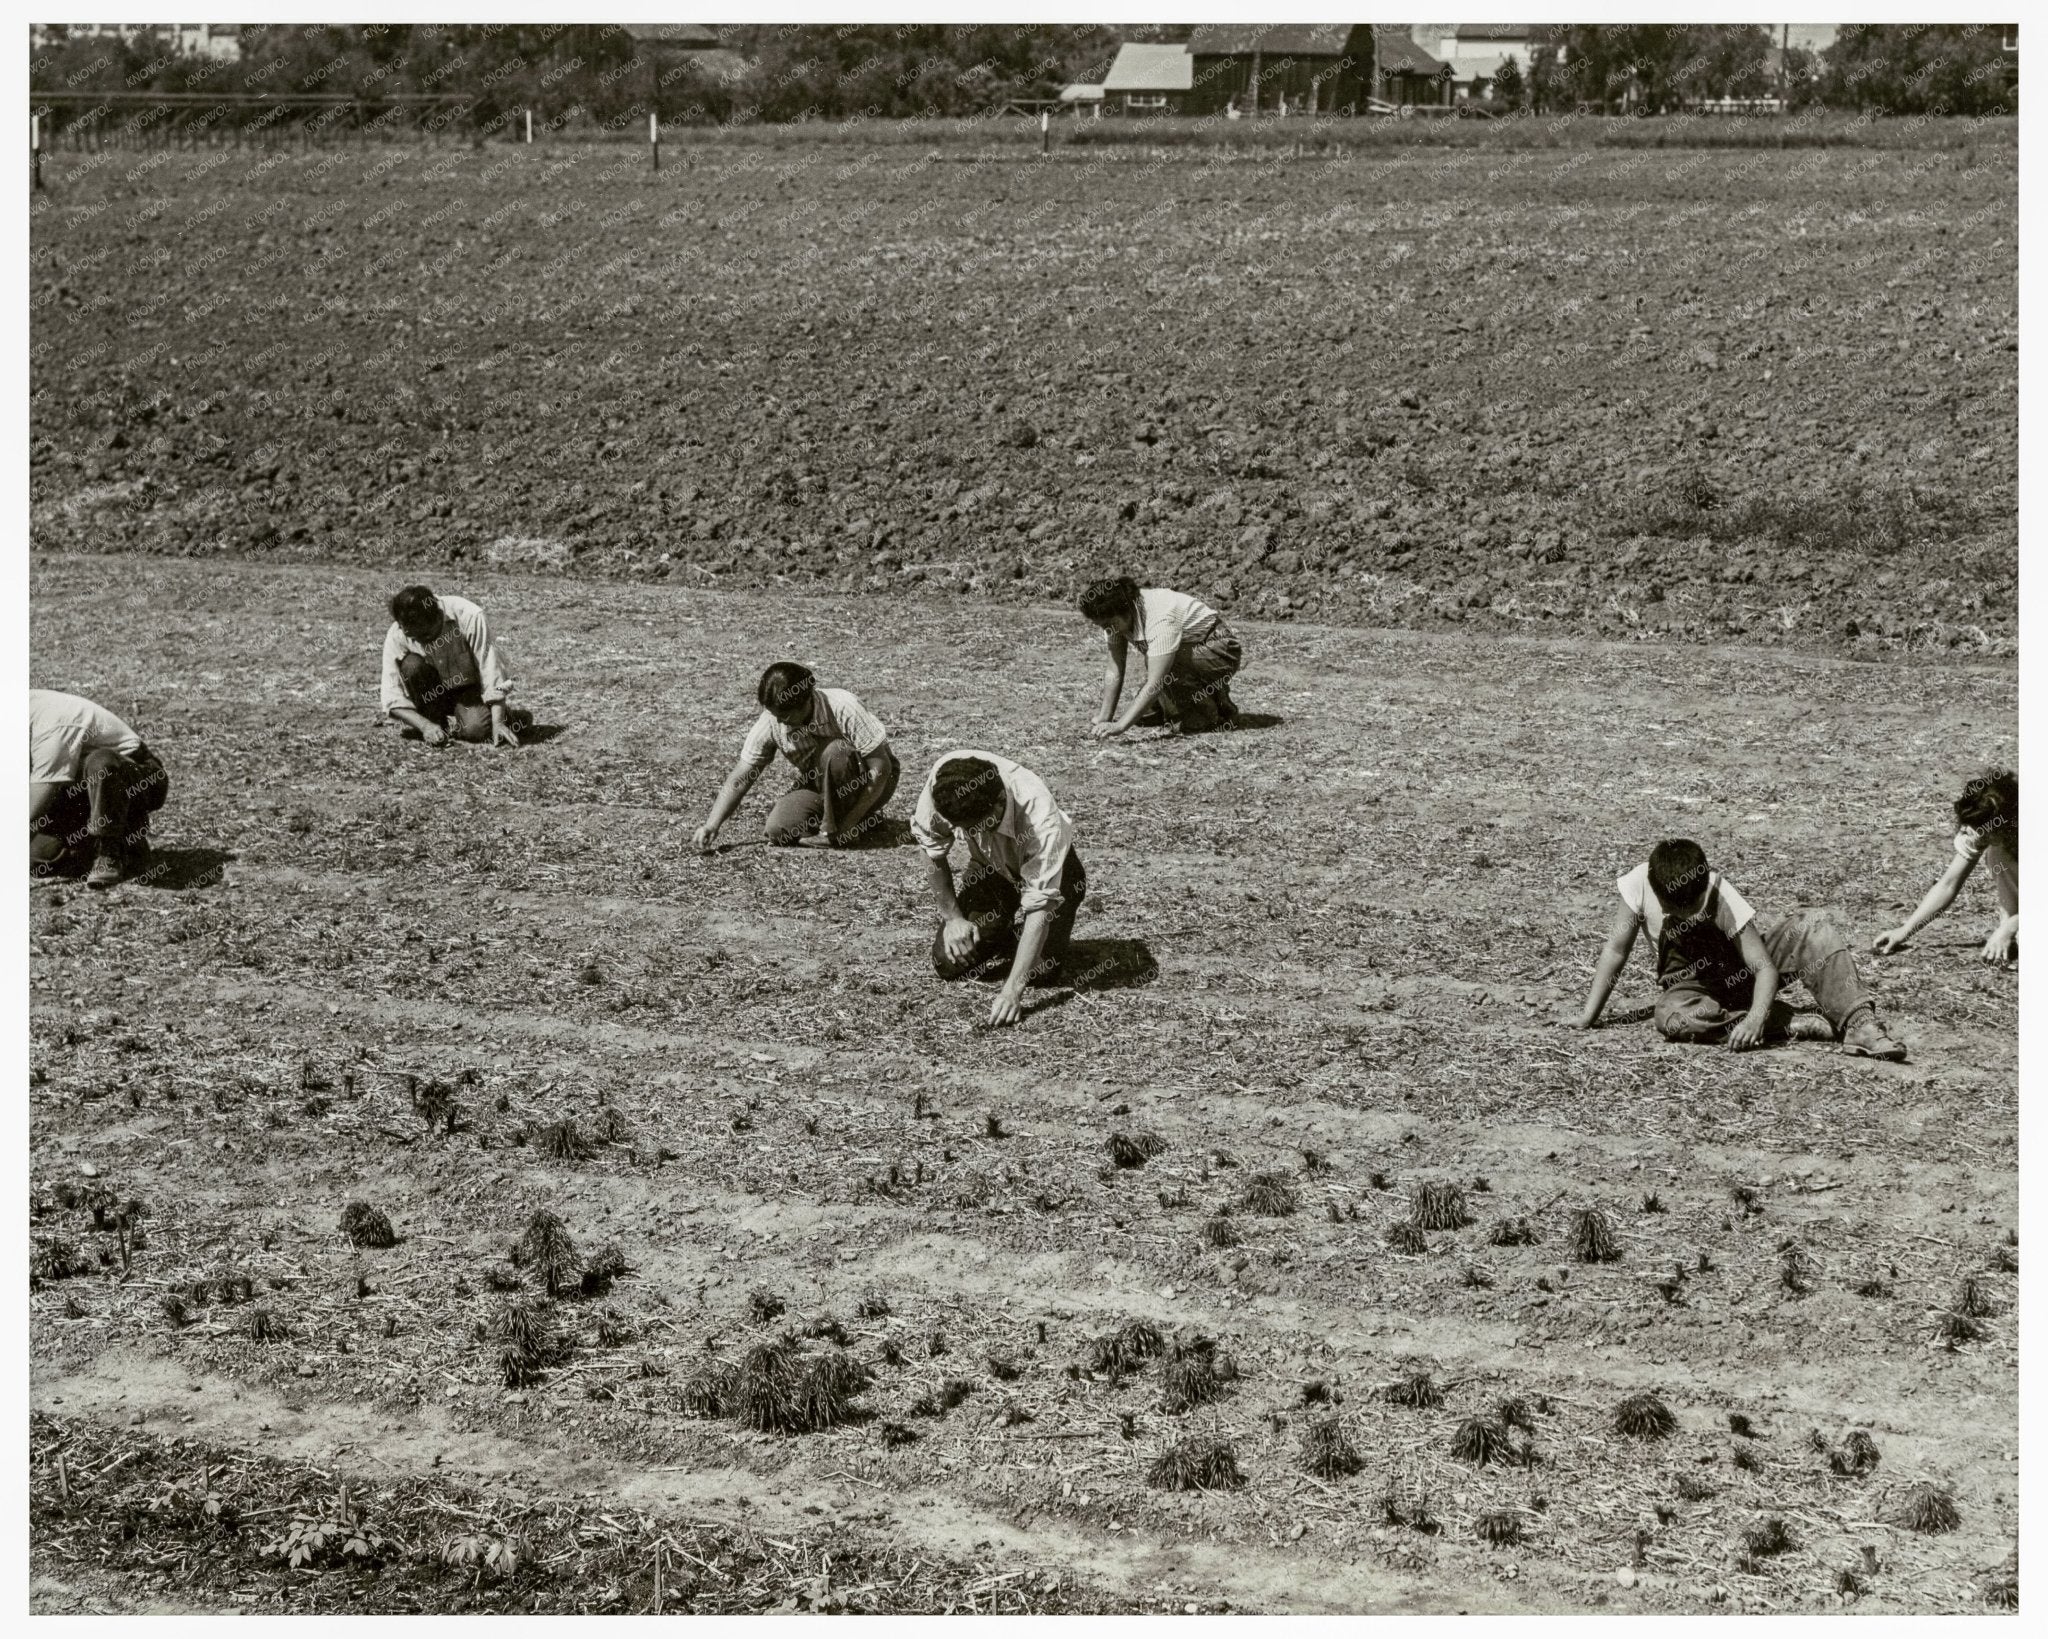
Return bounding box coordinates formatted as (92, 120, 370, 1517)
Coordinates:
(29, 91, 483, 152)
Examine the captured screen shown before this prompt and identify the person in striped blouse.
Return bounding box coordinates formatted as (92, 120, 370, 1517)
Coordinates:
(1079, 576, 1242, 736)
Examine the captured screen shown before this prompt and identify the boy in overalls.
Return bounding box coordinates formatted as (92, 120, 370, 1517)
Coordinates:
(1571, 837, 1906, 1059)
(379, 586, 531, 746)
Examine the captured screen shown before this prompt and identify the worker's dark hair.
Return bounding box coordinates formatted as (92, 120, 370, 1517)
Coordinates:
(1647, 838, 1712, 910)
(1078, 576, 1142, 628)
(390, 586, 441, 635)
(930, 756, 1007, 829)
(757, 662, 815, 718)
(1954, 766, 2017, 835)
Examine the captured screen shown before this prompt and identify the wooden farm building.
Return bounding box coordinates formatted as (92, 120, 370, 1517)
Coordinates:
(1184, 24, 1378, 116)
(1373, 31, 1451, 108)
(1102, 42, 1196, 115)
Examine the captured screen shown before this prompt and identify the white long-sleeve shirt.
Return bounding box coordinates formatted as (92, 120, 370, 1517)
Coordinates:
(378, 595, 513, 717)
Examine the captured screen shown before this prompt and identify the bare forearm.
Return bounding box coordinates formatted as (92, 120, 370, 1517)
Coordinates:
(705, 764, 759, 831)
(390, 706, 436, 734)
(927, 857, 961, 919)
(835, 751, 893, 830)
(1578, 950, 1627, 1025)
(1005, 907, 1053, 996)
(1901, 877, 1962, 937)
(1096, 663, 1124, 722)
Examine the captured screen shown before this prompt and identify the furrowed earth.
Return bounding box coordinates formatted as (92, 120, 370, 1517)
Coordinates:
(28, 553, 2016, 1613)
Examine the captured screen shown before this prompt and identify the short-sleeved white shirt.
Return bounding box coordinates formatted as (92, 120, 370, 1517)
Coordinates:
(1616, 861, 1757, 946)
(1125, 587, 1221, 655)
(30, 689, 143, 785)
(1956, 822, 2018, 912)
(739, 686, 888, 777)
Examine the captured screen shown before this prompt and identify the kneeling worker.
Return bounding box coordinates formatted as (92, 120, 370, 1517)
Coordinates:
(379, 585, 530, 746)
(30, 688, 171, 888)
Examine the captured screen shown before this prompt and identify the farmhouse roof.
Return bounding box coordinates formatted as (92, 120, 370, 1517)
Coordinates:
(1059, 82, 1107, 102)
(621, 23, 721, 49)
(673, 47, 751, 83)
(1103, 43, 1195, 92)
(1450, 25, 1557, 43)
(1187, 24, 1360, 58)
(1375, 34, 1445, 75)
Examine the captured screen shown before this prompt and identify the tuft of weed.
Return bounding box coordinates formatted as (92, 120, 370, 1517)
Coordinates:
(1086, 1320, 1165, 1378)
(1369, 1171, 1393, 1192)
(1641, 1192, 1667, 1214)
(748, 1288, 786, 1324)
(160, 1292, 191, 1328)
(1385, 1221, 1428, 1254)
(1835, 1567, 1863, 1598)
(1615, 1392, 1678, 1441)
(1828, 1430, 1881, 1478)
(1300, 1415, 1362, 1478)
(1675, 1472, 1718, 1502)
(1936, 1310, 1982, 1348)
(1488, 1216, 1539, 1247)
(1301, 1149, 1328, 1174)
(1497, 1396, 1536, 1432)
(534, 1119, 592, 1162)
(1106, 1132, 1166, 1169)
(1989, 1243, 2018, 1274)
(1727, 1412, 1755, 1438)
(856, 1289, 891, 1319)
(1159, 1347, 1226, 1414)
(1980, 1552, 2018, 1609)
(880, 1421, 919, 1448)
(1240, 1173, 1299, 1217)
(1895, 1483, 1961, 1535)
(591, 1104, 632, 1145)
(339, 1201, 397, 1249)
(1301, 1379, 1331, 1406)
(1449, 1416, 1514, 1467)
(30, 1238, 84, 1287)
(939, 1377, 973, 1410)
(988, 1354, 1022, 1382)
(1731, 1442, 1761, 1472)
(1147, 1436, 1245, 1492)
(1851, 1273, 1894, 1299)
(1568, 1207, 1620, 1263)
(1475, 1510, 1524, 1546)
(880, 1338, 904, 1367)
(248, 1307, 285, 1342)
(1384, 1369, 1443, 1411)
(514, 1209, 582, 1298)
(1955, 1275, 2000, 1318)
(1200, 1214, 1241, 1249)
(409, 1074, 459, 1135)
(491, 1299, 552, 1383)
(1779, 1240, 1820, 1295)
(685, 1336, 872, 1435)
(593, 1309, 634, 1348)
(984, 1113, 1007, 1139)
(484, 1262, 523, 1293)
(1411, 1180, 1470, 1231)
(1740, 1516, 1796, 1561)
(1731, 1183, 1762, 1215)
(1462, 1265, 1495, 1289)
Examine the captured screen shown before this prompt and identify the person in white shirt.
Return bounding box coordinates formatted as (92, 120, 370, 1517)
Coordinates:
(1079, 575, 1242, 736)
(912, 750, 1086, 1027)
(1570, 836, 1905, 1059)
(29, 688, 170, 888)
(380, 586, 531, 747)
(693, 663, 899, 850)
(1874, 766, 2017, 966)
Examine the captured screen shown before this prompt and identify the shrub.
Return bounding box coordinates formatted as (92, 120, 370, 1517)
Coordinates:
(1384, 1369, 1442, 1410)
(1488, 1216, 1539, 1247)
(684, 1336, 872, 1435)
(1385, 1222, 1428, 1254)
(1106, 1132, 1166, 1169)
(1449, 1416, 1514, 1467)
(514, 1209, 582, 1298)
(1159, 1348, 1225, 1414)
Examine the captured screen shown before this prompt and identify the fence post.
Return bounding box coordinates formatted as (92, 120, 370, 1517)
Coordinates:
(31, 112, 43, 190)
(1040, 108, 1049, 154)
(524, 107, 532, 145)
(650, 108, 659, 171)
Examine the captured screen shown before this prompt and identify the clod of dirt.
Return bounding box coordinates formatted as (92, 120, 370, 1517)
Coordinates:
(579, 1244, 628, 1298)
(1300, 1415, 1362, 1478)
(1475, 1510, 1524, 1546)
(1411, 1180, 1470, 1231)
(1385, 1222, 1428, 1254)
(1568, 1207, 1620, 1263)
(1384, 1369, 1443, 1410)
(1487, 1216, 1539, 1247)
(1106, 1132, 1166, 1169)
(339, 1201, 397, 1249)
(1614, 1392, 1678, 1441)
(160, 1292, 190, 1328)
(514, 1209, 582, 1298)
(1147, 1436, 1245, 1492)
(1240, 1173, 1299, 1216)
(747, 1288, 786, 1324)
(1895, 1483, 1961, 1534)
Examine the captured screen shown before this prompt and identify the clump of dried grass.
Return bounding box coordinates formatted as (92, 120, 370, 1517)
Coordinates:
(1449, 1416, 1514, 1467)
(1475, 1510, 1524, 1546)
(1568, 1207, 1620, 1263)
(248, 1307, 286, 1342)
(1980, 1551, 2018, 1609)
(513, 1209, 582, 1298)
(1411, 1180, 1470, 1231)
(1779, 1240, 1820, 1295)
(579, 1244, 627, 1298)
(1675, 1472, 1718, 1502)
(1827, 1430, 1881, 1478)
(1384, 1369, 1443, 1410)
(748, 1288, 786, 1324)
(492, 1299, 552, 1386)
(1895, 1483, 1960, 1534)
(1385, 1221, 1428, 1254)
(1488, 1216, 1539, 1247)
(339, 1201, 396, 1249)
(1159, 1347, 1226, 1414)
(1147, 1436, 1245, 1492)
(1200, 1215, 1241, 1248)
(1086, 1320, 1165, 1378)
(856, 1289, 891, 1319)
(1738, 1515, 1796, 1566)
(534, 1119, 591, 1162)
(1106, 1132, 1166, 1169)
(1615, 1392, 1678, 1441)
(1241, 1173, 1299, 1216)
(684, 1336, 872, 1435)
(1300, 1416, 1362, 1478)
(1954, 1275, 2000, 1318)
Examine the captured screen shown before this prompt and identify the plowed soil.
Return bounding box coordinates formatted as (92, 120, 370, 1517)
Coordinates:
(28, 551, 2017, 1613)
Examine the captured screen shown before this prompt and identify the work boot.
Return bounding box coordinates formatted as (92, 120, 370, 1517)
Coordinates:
(1214, 683, 1240, 724)
(1841, 1011, 1907, 1062)
(86, 844, 124, 890)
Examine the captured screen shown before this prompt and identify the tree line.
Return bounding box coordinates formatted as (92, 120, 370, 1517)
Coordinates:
(28, 23, 2016, 126)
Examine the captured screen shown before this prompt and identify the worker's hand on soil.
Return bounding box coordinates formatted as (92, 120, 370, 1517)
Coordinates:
(691, 822, 720, 853)
(988, 987, 1024, 1028)
(1090, 720, 1126, 741)
(940, 917, 978, 963)
(1726, 1014, 1766, 1052)
(1982, 920, 2017, 965)
(492, 717, 521, 748)
(1871, 926, 1911, 955)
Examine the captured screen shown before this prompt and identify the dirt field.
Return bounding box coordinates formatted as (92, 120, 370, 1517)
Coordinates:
(28, 136, 2017, 656)
(28, 553, 2017, 1612)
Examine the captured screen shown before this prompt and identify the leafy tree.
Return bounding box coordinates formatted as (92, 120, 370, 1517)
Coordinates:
(1490, 55, 1525, 111)
(1819, 24, 2016, 115)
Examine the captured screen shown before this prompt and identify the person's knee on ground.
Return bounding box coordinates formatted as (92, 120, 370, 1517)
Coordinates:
(449, 700, 494, 744)
(1655, 989, 1732, 1043)
(764, 788, 823, 846)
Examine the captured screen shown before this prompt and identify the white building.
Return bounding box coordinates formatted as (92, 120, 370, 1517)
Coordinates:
(30, 23, 241, 59)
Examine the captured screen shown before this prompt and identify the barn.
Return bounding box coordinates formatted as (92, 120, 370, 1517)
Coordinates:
(1185, 24, 1377, 117)
(1373, 32, 1450, 110)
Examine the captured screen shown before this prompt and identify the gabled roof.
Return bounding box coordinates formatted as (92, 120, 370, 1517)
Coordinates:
(1187, 24, 1360, 57)
(621, 23, 721, 49)
(1451, 25, 1557, 43)
(1104, 42, 1194, 92)
(1375, 34, 1444, 76)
